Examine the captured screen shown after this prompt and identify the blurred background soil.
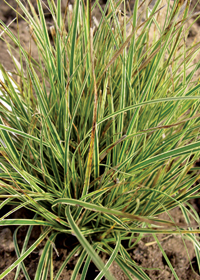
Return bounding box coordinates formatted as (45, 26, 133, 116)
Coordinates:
(0, 1, 200, 279)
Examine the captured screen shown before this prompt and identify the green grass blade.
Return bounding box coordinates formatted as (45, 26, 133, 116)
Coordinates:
(0, 227, 51, 279)
(65, 205, 116, 280)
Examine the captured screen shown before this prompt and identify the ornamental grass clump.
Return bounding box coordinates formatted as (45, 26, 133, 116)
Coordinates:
(0, 0, 200, 279)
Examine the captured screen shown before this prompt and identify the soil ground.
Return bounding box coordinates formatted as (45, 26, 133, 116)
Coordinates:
(0, 1, 200, 279)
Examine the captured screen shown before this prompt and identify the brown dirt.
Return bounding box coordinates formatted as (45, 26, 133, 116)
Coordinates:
(0, 1, 200, 280)
(1, 206, 199, 280)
